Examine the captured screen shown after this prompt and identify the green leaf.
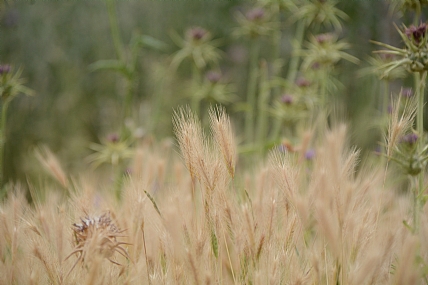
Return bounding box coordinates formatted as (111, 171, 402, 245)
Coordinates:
(136, 35, 169, 52)
(88, 60, 132, 79)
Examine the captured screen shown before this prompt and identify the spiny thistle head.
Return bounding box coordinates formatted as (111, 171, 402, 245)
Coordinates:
(233, 6, 277, 39)
(186, 27, 209, 42)
(170, 27, 222, 70)
(373, 22, 428, 75)
(300, 33, 359, 69)
(405, 23, 427, 44)
(65, 212, 131, 277)
(291, 0, 348, 31)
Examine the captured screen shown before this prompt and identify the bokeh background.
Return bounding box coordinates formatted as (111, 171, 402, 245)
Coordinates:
(0, 0, 426, 184)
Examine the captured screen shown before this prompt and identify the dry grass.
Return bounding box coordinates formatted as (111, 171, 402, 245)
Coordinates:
(1, 109, 428, 285)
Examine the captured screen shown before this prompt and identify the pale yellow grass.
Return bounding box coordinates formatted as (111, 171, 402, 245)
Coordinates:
(0, 109, 427, 285)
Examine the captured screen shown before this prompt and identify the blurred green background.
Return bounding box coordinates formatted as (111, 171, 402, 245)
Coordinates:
(0, 0, 425, 184)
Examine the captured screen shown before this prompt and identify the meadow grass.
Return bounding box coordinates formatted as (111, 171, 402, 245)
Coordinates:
(1, 107, 428, 285)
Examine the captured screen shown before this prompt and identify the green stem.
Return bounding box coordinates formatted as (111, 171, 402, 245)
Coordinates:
(245, 40, 260, 143)
(415, 71, 427, 233)
(319, 68, 329, 111)
(0, 99, 10, 193)
(256, 61, 269, 150)
(269, 19, 305, 142)
(286, 19, 306, 85)
(191, 64, 202, 118)
(106, 0, 124, 61)
(151, 71, 166, 135)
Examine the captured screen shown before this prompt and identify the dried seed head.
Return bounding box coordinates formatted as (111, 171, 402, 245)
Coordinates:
(65, 212, 131, 277)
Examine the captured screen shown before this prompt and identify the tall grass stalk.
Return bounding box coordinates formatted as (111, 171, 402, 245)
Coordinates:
(0, 99, 9, 191)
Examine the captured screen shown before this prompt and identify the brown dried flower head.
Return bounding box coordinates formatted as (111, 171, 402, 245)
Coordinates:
(65, 212, 131, 277)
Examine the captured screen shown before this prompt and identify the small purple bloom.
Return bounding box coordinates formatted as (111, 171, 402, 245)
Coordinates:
(315, 33, 333, 45)
(295, 77, 311, 88)
(401, 133, 418, 145)
(0, 65, 11, 75)
(405, 23, 427, 44)
(246, 8, 265, 21)
(305, 149, 316, 160)
(187, 27, 207, 41)
(281, 94, 293, 105)
(107, 133, 120, 143)
(206, 71, 221, 83)
(401, 88, 413, 98)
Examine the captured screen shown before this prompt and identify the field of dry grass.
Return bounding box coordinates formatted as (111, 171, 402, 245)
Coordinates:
(1, 107, 427, 285)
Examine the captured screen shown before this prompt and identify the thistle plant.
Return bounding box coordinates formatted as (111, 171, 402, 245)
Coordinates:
(86, 133, 134, 200)
(234, 7, 277, 143)
(191, 71, 236, 109)
(299, 33, 359, 108)
(0, 65, 33, 194)
(91, 0, 167, 139)
(373, 22, 428, 232)
(170, 27, 222, 117)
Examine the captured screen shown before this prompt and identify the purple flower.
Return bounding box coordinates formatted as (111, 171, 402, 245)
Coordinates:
(0, 65, 11, 75)
(315, 33, 333, 45)
(206, 71, 221, 83)
(400, 133, 418, 145)
(305, 149, 316, 160)
(405, 23, 427, 44)
(246, 8, 265, 21)
(107, 133, 120, 143)
(401, 88, 413, 98)
(281, 94, 293, 105)
(295, 77, 311, 88)
(187, 27, 208, 41)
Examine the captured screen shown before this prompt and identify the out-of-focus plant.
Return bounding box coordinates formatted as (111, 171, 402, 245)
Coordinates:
(191, 71, 236, 109)
(86, 133, 134, 200)
(90, 0, 168, 140)
(0, 65, 33, 194)
(374, 22, 428, 232)
(290, 0, 348, 31)
(234, 7, 277, 143)
(170, 27, 222, 117)
(389, 0, 428, 21)
(299, 33, 359, 108)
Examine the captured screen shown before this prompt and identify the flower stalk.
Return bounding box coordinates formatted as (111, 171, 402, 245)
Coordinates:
(245, 40, 261, 143)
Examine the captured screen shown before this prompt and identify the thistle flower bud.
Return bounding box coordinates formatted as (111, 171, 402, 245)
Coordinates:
(0, 65, 11, 75)
(246, 8, 265, 21)
(107, 133, 120, 143)
(295, 77, 311, 87)
(405, 23, 427, 44)
(401, 88, 413, 98)
(315, 33, 333, 45)
(281, 94, 294, 105)
(206, 71, 222, 83)
(186, 27, 208, 41)
(400, 133, 418, 146)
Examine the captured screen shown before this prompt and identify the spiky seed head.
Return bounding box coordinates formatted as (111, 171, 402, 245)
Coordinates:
(66, 212, 131, 277)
